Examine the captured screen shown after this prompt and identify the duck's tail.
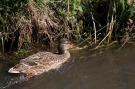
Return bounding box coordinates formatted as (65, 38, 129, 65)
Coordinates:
(8, 67, 21, 74)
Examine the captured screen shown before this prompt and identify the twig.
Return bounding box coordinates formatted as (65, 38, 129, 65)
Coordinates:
(91, 12, 97, 44)
(78, 24, 108, 46)
(95, 31, 110, 49)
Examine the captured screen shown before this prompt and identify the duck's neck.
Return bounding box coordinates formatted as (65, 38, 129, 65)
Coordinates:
(58, 45, 70, 58)
(63, 50, 70, 59)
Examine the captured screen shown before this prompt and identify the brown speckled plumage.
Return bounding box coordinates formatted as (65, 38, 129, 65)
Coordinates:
(8, 39, 71, 78)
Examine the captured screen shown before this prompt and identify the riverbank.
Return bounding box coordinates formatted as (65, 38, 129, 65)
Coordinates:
(0, 0, 134, 53)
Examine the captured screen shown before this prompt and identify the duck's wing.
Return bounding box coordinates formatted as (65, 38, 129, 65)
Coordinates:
(40, 53, 64, 65)
(20, 52, 52, 63)
(20, 51, 64, 67)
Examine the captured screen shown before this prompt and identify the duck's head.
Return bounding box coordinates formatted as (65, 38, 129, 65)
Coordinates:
(8, 63, 29, 74)
(58, 38, 73, 54)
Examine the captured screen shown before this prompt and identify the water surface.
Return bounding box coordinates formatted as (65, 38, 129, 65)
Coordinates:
(0, 47, 135, 89)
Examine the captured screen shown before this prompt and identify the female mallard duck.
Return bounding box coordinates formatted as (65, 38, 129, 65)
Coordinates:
(8, 39, 72, 78)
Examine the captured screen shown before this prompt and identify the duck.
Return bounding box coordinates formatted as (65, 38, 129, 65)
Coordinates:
(8, 38, 72, 78)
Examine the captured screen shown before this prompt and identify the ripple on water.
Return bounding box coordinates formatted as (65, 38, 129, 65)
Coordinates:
(0, 74, 28, 89)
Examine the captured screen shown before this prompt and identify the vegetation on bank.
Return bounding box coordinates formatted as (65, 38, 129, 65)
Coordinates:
(0, 0, 135, 53)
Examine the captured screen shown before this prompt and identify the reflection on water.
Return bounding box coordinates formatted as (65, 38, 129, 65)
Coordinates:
(1, 47, 135, 89)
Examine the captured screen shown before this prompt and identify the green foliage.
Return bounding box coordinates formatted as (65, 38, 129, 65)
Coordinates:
(0, 0, 28, 13)
(0, 0, 28, 33)
(0, 0, 135, 53)
(115, 0, 135, 40)
(14, 49, 29, 58)
(116, 0, 135, 30)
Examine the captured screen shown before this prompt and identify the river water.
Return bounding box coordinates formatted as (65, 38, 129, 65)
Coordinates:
(0, 46, 135, 89)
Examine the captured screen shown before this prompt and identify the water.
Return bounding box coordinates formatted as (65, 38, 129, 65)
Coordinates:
(1, 47, 135, 89)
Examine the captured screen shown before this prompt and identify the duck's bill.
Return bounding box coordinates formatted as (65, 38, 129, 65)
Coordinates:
(8, 68, 20, 73)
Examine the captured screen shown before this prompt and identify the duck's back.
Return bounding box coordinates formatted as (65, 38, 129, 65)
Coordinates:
(20, 52, 66, 65)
